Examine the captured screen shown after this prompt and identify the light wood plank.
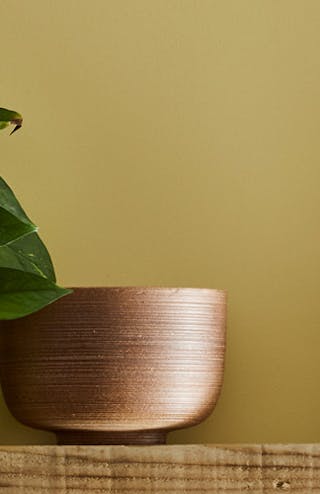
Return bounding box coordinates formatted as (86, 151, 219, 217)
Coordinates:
(0, 444, 319, 493)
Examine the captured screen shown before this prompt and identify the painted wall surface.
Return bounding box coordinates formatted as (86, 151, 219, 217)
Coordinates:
(1, 0, 320, 444)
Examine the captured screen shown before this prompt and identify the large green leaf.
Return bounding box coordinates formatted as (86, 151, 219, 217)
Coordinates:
(0, 207, 37, 246)
(0, 245, 40, 274)
(0, 231, 56, 281)
(0, 177, 56, 281)
(6, 232, 56, 282)
(0, 268, 72, 320)
(0, 177, 33, 227)
(0, 113, 72, 320)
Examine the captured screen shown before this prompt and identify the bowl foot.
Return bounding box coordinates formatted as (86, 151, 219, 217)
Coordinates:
(56, 429, 167, 445)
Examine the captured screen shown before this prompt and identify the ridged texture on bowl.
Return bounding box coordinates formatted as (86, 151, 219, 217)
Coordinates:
(0, 287, 226, 442)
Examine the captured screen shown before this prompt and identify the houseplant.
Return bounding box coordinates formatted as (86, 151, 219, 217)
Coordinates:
(0, 107, 72, 320)
(0, 109, 227, 445)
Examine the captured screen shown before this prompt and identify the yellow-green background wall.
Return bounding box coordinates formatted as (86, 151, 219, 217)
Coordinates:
(1, 0, 320, 444)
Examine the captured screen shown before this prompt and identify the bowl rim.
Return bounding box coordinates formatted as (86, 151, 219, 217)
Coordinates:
(67, 286, 227, 294)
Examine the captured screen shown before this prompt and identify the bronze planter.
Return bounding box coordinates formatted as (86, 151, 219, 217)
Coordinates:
(0, 287, 226, 445)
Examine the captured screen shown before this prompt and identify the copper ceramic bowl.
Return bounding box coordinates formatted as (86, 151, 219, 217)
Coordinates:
(0, 287, 226, 445)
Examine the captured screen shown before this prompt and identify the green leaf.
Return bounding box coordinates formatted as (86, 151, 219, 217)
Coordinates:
(0, 244, 39, 274)
(6, 232, 56, 282)
(0, 207, 37, 246)
(0, 177, 34, 228)
(0, 116, 71, 320)
(0, 176, 56, 281)
(0, 268, 72, 320)
(0, 108, 23, 134)
(0, 231, 56, 281)
(0, 108, 22, 122)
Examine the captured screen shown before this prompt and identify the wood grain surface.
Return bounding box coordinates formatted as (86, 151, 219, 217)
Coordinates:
(0, 444, 318, 493)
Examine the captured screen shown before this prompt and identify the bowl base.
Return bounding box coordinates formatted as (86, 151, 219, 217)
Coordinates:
(56, 429, 167, 445)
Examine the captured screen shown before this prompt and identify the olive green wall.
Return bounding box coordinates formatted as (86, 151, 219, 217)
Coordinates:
(1, 0, 320, 444)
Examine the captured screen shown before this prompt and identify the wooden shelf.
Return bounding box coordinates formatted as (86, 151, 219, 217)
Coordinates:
(0, 444, 318, 492)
